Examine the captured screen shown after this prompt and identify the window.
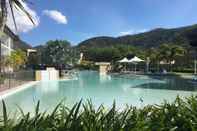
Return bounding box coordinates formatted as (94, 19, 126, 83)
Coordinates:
(1, 44, 10, 56)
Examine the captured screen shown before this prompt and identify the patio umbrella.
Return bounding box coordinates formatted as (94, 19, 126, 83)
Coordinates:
(118, 57, 129, 71)
(129, 56, 144, 63)
(118, 57, 129, 63)
(128, 56, 144, 73)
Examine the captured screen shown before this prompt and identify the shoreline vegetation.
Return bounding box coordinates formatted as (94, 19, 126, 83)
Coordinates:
(1, 96, 197, 130)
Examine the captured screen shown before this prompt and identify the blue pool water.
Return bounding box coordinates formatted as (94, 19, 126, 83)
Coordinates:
(0, 71, 197, 113)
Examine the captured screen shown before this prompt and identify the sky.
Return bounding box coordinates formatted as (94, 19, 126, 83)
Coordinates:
(7, 0, 197, 46)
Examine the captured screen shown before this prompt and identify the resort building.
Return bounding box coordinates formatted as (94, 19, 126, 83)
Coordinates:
(0, 26, 32, 72)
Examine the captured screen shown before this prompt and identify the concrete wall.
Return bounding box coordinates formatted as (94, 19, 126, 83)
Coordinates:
(36, 68, 59, 81)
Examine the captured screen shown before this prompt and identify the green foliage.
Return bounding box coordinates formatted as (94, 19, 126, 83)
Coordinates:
(76, 61, 98, 70)
(78, 24, 197, 49)
(0, 0, 34, 32)
(1, 49, 27, 71)
(1, 96, 197, 130)
(77, 24, 197, 71)
(35, 40, 75, 65)
(83, 45, 137, 62)
(44, 40, 71, 65)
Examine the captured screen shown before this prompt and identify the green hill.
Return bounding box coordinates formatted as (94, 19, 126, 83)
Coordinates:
(78, 24, 197, 49)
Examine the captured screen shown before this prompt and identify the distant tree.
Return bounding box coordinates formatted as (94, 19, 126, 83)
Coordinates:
(27, 53, 39, 69)
(145, 47, 160, 72)
(84, 45, 138, 63)
(41, 40, 72, 65)
(158, 44, 186, 71)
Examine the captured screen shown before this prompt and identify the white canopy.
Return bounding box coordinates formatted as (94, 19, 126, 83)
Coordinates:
(128, 56, 144, 74)
(129, 56, 144, 63)
(118, 57, 129, 63)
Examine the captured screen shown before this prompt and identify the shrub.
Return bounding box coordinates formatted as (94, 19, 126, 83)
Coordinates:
(1, 96, 197, 130)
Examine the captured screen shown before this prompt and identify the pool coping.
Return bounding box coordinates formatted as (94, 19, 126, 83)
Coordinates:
(0, 81, 39, 100)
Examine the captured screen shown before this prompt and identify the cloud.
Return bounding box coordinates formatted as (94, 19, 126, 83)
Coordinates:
(6, 0, 40, 33)
(119, 29, 148, 36)
(43, 10, 67, 24)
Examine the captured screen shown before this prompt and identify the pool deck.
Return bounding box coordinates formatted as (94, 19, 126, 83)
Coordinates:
(174, 73, 196, 80)
(0, 81, 39, 100)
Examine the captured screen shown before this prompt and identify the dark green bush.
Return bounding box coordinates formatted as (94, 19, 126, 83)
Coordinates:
(1, 96, 197, 131)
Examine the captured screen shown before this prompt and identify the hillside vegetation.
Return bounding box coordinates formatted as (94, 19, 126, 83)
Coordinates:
(78, 24, 197, 49)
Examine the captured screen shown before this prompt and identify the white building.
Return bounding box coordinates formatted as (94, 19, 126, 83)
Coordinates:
(0, 26, 32, 72)
(0, 26, 16, 57)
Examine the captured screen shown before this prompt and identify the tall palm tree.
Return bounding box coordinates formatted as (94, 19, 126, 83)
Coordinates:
(0, 0, 34, 72)
(169, 45, 186, 71)
(0, 0, 34, 32)
(159, 44, 186, 72)
(146, 47, 161, 72)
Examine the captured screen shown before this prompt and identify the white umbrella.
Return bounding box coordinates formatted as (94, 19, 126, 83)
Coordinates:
(118, 57, 129, 63)
(118, 57, 129, 71)
(128, 56, 144, 73)
(128, 56, 144, 63)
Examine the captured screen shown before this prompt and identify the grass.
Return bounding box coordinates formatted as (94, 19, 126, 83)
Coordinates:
(1, 96, 197, 131)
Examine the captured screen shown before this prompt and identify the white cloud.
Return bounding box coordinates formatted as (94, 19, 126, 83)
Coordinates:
(119, 29, 148, 36)
(6, 0, 40, 33)
(43, 10, 67, 24)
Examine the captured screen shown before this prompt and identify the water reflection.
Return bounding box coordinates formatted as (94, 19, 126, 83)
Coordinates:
(134, 76, 197, 91)
(99, 74, 111, 83)
(36, 81, 59, 94)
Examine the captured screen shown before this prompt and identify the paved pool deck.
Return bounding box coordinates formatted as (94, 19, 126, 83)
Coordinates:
(175, 73, 196, 80)
(0, 81, 39, 100)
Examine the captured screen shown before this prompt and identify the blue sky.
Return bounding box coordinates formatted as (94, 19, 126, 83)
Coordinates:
(13, 0, 197, 46)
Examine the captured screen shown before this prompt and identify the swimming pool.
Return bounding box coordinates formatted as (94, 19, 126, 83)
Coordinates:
(0, 71, 197, 113)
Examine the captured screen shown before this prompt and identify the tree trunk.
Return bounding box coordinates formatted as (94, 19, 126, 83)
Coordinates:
(0, 0, 7, 31)
(0, 0, 7, 73)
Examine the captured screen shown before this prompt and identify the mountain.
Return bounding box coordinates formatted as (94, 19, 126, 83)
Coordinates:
(14, 40, 32, 50)
(78, 24, 197, 49)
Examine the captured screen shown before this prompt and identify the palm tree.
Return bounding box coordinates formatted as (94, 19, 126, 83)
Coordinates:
(0, 0, 34, 72)
(159, 44, 186, 72)
(0, 0, 34, 31)
(146, 47, 160, 72)
(169, 45, 186, 71)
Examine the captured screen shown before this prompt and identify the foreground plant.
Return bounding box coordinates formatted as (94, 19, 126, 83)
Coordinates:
(1, 96, 197, 131)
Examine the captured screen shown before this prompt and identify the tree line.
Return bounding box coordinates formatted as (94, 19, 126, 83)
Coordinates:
(81, 43, 195, 72)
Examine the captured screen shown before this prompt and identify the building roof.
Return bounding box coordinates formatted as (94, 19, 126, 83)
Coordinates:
(3, 26, 18, 40)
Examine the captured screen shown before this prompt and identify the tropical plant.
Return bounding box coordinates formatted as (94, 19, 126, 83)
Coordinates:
(145, 47, 161, 72)
(1, 96, 197, 130)
(158, 44, 186, 71)
(0, 0, 34, 31)
(8, 49, 27, 70)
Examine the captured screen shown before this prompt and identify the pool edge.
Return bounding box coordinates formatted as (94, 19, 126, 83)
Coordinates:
(0, 81, 40, 100)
